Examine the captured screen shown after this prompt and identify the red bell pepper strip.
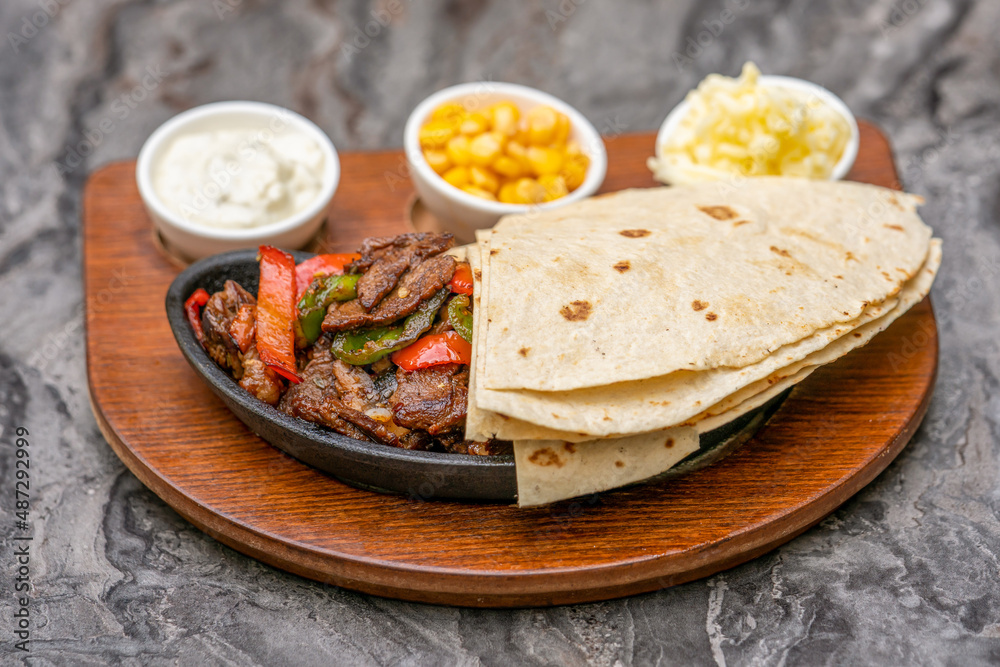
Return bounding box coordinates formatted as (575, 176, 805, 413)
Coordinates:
(228, 304, 256, 354)
(294, 253, 361, 301)
(448, 262, 474, 295)
(184, 288, 210, 346)
(390, 331, 472, 371)
(256, 245, 301, 384)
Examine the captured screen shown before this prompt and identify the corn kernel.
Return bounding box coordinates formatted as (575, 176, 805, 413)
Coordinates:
(551, 111, 571, 145)
(459, 112, 489, 135)
(526, 106, 558, 145)
(469, 132, 502, 167)
(469, 165, 500, 194)
(514, 177, 547, 204)
(430, 103, 466, 123)
(442, 166, 469, 188)
(526, 145, 564, 176)
(461, 185, 497, 201)
(424, 150, 452, 175)
(513, 118, 531, 145)
(446, 135, 472, 166)
(490, 102, 520, 136)
(539, 174, 569, 201)
(492, 155, 523, 179)
(506, 140, 528, 162)
(419, 121, 456, 149)
(498, 181, 522, 204)
(561, 155, 588, 190)
(488, 130, 508, 151)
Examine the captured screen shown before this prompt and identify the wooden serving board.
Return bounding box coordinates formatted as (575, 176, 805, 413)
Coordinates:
(84, 122, 937, 607)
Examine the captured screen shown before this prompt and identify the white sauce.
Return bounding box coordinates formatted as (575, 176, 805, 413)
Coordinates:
(154, 127, 325, 229)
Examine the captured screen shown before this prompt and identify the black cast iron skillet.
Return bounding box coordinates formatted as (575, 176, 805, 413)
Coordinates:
(166, 250, 787, 502)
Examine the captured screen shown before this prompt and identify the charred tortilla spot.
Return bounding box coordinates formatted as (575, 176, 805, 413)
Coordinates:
(733, 220, 751, 226)
(770, 246, 792, 258)
(490, 249, 499, 256)
(854, 332, 862, 338)
(473, 269, 482, 280)
(664, 438, 674, 449)
(518, 347, 531, 357)
(834, 275, 844, 279)
(706, 312, 718, 321)
(613, 260, 631, 273)
(884, 224, 904, 231)
(846, 251, 858, 262)
(528, 448, 563, 467)
(615, 460, 625, 468)
(619, 229, 651, 238)
(563, 442, 576, 453)
(692, 300, 708, 311)
(698, 205, 738, 221)
(560, 300, 592, 321)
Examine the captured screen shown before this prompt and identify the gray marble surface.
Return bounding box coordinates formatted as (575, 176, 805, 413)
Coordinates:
(1, 0, 999, 664)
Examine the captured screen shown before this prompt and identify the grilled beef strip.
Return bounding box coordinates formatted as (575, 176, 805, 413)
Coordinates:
(322, 254, 457, 333)
(279, 346, 404, 447)
(202, 280, 256, 379)
(351, 233, 455, 310)
(279, 348, 371, 441)
(390, 363, 469, 436)
(239, 347, 284, 406)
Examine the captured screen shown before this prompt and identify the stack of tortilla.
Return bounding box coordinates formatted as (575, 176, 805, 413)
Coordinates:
(464, 178, 941, 506)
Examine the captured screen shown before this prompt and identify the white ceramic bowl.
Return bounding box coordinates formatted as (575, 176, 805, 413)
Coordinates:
(404, 82, 608, 239)
(136, 101, 340, 261)
(654, 74, 859, 183)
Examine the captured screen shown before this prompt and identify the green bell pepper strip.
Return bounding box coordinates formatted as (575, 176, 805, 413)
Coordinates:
(446, 295, 473, 343)
(331, 288, 449, 365)
(297, 274, 361, 344)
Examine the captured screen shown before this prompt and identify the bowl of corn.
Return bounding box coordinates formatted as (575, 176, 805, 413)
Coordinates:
(404, 82, 607, 237)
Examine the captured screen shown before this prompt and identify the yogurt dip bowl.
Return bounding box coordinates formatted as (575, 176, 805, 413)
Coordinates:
(404, 82, 607, 240)
(136, 101, 340, 262)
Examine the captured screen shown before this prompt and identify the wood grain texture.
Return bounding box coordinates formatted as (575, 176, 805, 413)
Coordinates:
(84, 121, 937, 607)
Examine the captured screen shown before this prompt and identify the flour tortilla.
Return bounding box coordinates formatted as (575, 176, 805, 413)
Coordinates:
(690, 237, 941, 432)
(514, 427, 699, 507)
(470, 239, 940, 439)
(481, 179, 932, 392)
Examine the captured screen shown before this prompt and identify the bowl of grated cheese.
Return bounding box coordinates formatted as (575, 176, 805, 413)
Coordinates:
(648, 63, 858, 186)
